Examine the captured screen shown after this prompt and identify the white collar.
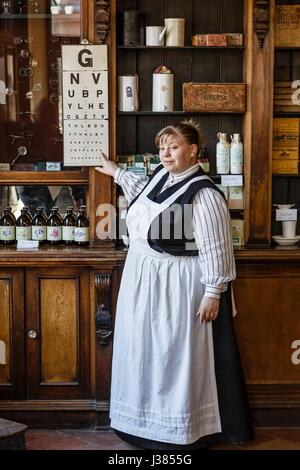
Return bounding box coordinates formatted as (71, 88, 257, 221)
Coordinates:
(168, 163, 200, 183)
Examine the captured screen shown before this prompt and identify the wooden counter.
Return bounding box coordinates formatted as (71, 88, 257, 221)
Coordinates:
(0, 245, 300, 427)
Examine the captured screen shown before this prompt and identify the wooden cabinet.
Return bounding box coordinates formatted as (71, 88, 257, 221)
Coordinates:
(26, 267, 90, 400)
(0, 269, 25, 400)
(0, 266, 90, 401)
(0, 250, 123, 427)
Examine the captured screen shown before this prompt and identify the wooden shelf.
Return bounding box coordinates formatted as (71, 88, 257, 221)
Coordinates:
(117, 45, 245, 50)
(0, 170, 89, 185)
(118, 111, 245, 115)
(272, 174, 300, 178)
(0, 14, 52, 19)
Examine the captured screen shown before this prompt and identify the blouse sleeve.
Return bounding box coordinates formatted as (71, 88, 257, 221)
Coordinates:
(114, 168, 150, 204)
(192, 187, 236, 300)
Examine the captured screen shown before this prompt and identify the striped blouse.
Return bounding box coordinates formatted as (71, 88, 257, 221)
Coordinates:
(114, 164, 236, 300)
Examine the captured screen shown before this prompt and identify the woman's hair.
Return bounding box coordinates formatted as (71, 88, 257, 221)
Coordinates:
(155, 120, 206, 155)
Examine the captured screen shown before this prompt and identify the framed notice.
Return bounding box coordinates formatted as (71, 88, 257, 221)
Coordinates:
(62, 45, 109, 166)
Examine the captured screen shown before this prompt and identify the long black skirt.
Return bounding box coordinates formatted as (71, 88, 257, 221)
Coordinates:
(112, 287, 254, 450)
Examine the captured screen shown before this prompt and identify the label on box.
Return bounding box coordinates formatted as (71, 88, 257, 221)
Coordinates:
(276, 209, 297, 221)
(221, 175, 243, 186)
(17, 240, 39, 249)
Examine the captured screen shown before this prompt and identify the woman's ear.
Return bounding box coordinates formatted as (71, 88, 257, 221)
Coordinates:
(190, 143, 198, 158)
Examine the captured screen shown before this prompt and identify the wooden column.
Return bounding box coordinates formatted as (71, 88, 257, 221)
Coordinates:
(243, 0, 274, 246)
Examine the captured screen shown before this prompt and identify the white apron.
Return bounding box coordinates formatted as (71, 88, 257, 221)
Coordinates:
(110, 168, 222, 445)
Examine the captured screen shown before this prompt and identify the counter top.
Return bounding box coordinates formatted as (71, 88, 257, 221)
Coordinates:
(0, 244, 299, 266)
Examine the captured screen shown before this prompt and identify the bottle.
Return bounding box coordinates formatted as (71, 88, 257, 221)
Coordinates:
(22, 206, 32, 223)
(47, 207, 63, 245)
(32, 207, 47, 243)
(16, 208, 32, 241)
(75, 206, 89, 246)
(230, 133, 243, 174)
(216, 132, 230, 174)
(0, 207, 16, 245)
(63, 207, 76, 245)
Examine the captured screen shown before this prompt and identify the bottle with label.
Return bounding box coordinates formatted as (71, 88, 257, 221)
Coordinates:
(47, 207, 63, 245)
(63, 207, 76, 245)
(230, 133, 243, 174)
(216, 132, 230, 174)
(32, 207, 47, 243)
(0, 207, 16, 245)
(75, 206, 89, 246)
(16, 208, 32, 241)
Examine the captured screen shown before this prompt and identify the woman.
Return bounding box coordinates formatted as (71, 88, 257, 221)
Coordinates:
(96, 121, 253, 450)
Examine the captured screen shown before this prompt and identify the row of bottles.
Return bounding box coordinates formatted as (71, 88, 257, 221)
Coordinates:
(0, 206, 89, 246)
(216, 133, 244, 175)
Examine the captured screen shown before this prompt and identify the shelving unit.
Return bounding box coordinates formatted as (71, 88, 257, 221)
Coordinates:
(114, 0, 246, 247)
(272, 0, 300, 237)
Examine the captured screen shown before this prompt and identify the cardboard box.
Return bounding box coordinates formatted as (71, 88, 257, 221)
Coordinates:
(191, 34, 206, 46)
(205, 34, 227, 47)
(272, 159, 299, 174)
(275, 5, 300, 47)
(228, 187, 244, 210)
(225, 33, 244, 46)
(231, 219, 244, 246)
(273, 118, 299, 160)
(183, 83, 246, 113)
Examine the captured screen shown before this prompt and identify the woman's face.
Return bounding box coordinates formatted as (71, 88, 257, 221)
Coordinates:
(158, 133, 198, 174)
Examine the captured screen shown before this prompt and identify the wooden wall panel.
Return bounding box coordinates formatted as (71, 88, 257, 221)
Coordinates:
(234, 274, 300, 383)
(40, 279, 78, 383)
(0, 280, 10, 384)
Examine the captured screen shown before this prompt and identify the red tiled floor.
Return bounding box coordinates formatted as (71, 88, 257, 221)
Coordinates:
(24, 428, 300, 450)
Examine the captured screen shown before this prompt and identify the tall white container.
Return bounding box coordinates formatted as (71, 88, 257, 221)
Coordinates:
(152, 65, 174, 112)
(216, 132, 230, 174)
(230, 133, 243, 174)
(164, 18, 185, 46)
(118, 75, 139, 111)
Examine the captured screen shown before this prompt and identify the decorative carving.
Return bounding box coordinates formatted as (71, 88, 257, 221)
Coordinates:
(94, 0, 111, 44)
(95, 273, 112, 347)
(253, 0, 270, 48)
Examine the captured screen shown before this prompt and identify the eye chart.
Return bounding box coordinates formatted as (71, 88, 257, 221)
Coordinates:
(62, 45, 109, 166)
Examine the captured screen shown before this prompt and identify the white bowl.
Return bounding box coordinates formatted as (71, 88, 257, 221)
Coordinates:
(272, 235, 300, 246)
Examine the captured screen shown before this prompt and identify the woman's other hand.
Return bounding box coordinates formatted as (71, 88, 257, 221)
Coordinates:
(95, 152, 119, 177)
(196, 297, 220, 323)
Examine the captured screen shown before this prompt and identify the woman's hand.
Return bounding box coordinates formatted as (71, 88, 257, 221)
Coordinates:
(196, 297, 220, 323)
(95, 152, 119, 177)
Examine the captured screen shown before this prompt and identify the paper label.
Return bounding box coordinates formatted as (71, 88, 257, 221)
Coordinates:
(276, 209, 298, 221)
(74, 227, 89, 242)
(221, 175, 243, 186)
(17, 240, 39, 249)
(32, 226, 46, 241)
(63, 226, 75, 241)
(16, 226, 32, 240)
(0, 226, 15, 241)
(47, 226, 62, 241)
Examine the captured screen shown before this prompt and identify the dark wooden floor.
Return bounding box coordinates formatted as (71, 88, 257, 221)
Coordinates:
(25, 428, 300, 450)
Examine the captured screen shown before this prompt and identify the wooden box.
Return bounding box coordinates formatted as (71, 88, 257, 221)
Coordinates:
(272, 159, 299, 174)
(191, 34, 206, 46)
(225, 33, 244, 46)
(182, 83, 246, 113)
(205, 34, 227, 47)
(273, 117, 299, 160)
(274, 82, 300, 113)
(275, 5, 300, 47)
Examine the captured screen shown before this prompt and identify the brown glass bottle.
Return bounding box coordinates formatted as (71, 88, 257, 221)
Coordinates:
(75, 206, 89, 246)
(0, 207, 16, 245)
(47, 207, 63, 245)
(16, 208, 32, 241)
(63, 207, 76, 245)
(32, 207, 47, 243)
(22, 206, 33, 224)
